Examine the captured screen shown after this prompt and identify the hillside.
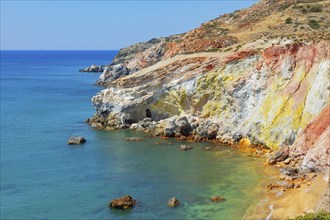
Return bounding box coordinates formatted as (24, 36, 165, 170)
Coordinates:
(89, 0, 330, 177)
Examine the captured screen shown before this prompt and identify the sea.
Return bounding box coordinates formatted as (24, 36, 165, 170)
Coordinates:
(1, 50, 268, 220)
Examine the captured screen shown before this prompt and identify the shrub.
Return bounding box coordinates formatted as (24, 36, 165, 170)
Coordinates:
(206, 48, 220, 52)
(309, 19, 320, 29)
(309, 4, 322, 12)
(286, 17, 293, 24)
(289, 211, 330, 220)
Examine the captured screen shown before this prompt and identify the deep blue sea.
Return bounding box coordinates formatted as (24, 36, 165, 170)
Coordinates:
(1, 50, 269, 220)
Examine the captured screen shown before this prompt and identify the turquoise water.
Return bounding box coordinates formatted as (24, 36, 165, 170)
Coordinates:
(1, 51, 267, 219)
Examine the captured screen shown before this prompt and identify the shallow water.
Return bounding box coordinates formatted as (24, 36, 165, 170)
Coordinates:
(1, 51, 268, 219)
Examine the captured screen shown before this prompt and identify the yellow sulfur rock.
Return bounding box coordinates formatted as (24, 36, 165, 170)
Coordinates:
(239, 138, 251, 148)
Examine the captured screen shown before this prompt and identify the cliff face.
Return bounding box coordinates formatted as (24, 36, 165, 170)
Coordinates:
(90, 0, 330, 173)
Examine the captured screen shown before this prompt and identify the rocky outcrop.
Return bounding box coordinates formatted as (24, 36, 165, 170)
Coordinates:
(89, 0, 330, 174)
(290, 105, 330, 175)
(79, 65, 104, 72)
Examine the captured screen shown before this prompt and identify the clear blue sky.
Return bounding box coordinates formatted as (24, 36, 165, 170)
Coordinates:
(1, 1, 257, 50)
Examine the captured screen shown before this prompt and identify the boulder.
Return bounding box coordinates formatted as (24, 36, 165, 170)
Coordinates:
(164, 118, 177, 137)
(109, 195, 136, 209)
(238, 137, 251, 147)
(196, 121, 219, 139)
(274, 146, 290, 162)
(281, 167, 300, 176)
(79, 65, 104, 72)
(168, 197, 180, 207)
(211, 196, 225, 202)
(67, 137, 86, 145)
(207, 123, 220, 139)
(179, 145, 192, 151)
(90, 122, 104, 130)
(176, 116, 192, 136)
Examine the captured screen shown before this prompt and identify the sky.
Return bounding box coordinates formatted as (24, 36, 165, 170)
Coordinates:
(0, 0, 257, 50)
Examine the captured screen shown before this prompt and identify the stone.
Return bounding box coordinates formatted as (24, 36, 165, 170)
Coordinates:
(281, 167, 300, 176)
(239, 137, 251, 147)
(109, 195, 136, 209)
(79, 64, 104, 72)
(90, 123, 104, 130)
(205, 147, 212, 150)
(179, 145, 192, 151)
(176, 116, 192, 136)
(164, 118, 178, 137)
(286, 183, 295, 189)
(67, 137, 86, 145)
(211, 196, 225, 202)
(207, 123, 220, 139)
(266, 156, 277, 165)
(274, 146, 290, 162)
(196, 121, 219, 139)
(168, 197, 180, 207)
(283, 157, 292, 164)
(125, 137, 143, 141)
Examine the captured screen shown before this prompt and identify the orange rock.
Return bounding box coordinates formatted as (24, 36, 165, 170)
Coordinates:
(239, 137, 251, 148)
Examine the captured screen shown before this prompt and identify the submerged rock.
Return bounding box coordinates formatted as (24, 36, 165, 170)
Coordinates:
(67, 137, 86, 145)
(211, 196, 225, 202)
(109, 195, 136, 209)
(168, 197, 180, 207)
(179, 145, 192, 151)
(125, 137, 143, 141)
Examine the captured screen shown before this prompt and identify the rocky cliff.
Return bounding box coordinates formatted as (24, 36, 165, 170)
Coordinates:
(89, 0, 330, 175)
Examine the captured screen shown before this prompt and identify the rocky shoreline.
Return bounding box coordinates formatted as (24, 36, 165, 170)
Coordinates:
(82, 0, 330, 218)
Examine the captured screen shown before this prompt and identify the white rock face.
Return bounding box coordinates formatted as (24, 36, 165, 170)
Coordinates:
(90, 40, 330, 172)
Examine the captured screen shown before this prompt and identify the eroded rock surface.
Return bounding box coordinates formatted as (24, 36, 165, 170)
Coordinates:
(88, 0, 330, 175)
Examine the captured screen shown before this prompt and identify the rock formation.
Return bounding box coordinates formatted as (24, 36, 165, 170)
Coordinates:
(79, 65, 104, 72)
(67, 137, 86, 145)
(109, 195, 136, 209)
(88, 0, 330, 175)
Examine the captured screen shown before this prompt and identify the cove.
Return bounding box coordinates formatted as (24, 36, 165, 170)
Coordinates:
(1, 51, 269, 220)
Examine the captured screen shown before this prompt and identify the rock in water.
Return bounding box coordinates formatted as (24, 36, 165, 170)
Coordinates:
(211, 196, 225, 202)
(179, 145, 192, 151)
(79, 64, 104, 72)
(125, 137, 143, 141)
(168, 197, 180, 207)
(109, 195, 136, 209)
(67, 137, 86, 145)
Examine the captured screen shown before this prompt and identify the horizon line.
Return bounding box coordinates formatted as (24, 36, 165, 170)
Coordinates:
(0, 49, 120, 51)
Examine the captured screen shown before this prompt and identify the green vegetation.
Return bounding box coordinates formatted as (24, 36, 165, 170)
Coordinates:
(206, 48, 220, 52)
(224, 47, 232, 52)
(294, 4, 323, 13)
(289, 211, 330, 220)
(286, 17, 293, 24)
(309, 19, 320, 29)
(309, 4, 323, 12)
(279, 3, 292, 10)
